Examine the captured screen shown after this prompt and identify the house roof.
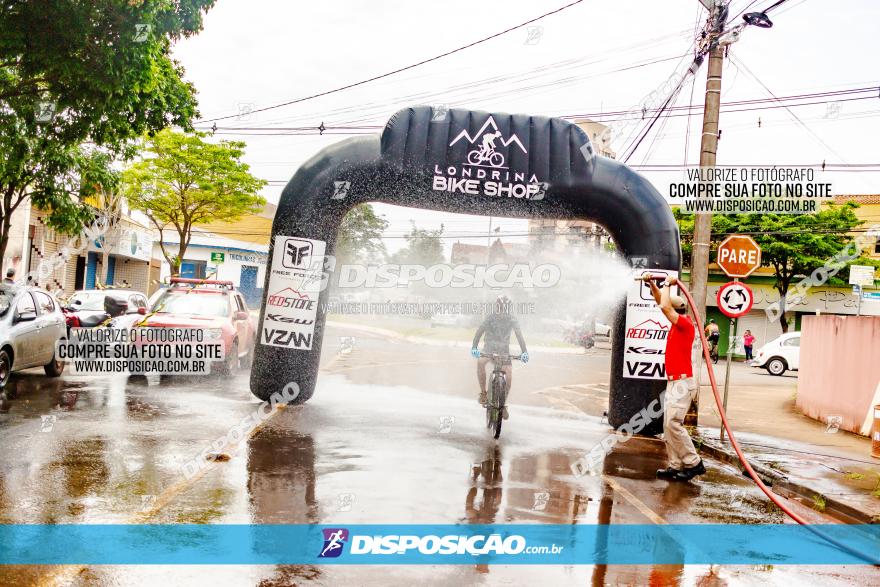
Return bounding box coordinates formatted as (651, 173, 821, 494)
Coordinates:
(833, 194, 880, 205)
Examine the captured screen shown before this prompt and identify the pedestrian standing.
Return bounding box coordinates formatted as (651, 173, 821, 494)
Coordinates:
(642, 274, 706, 482)
(743, 330, 755, 361)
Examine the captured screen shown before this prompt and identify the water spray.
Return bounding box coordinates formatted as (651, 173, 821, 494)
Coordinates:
(642, 274, 879, 565)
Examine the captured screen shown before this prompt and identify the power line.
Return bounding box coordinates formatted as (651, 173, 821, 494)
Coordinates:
(246, 30, 696, 129)
(728, 53, 851, 164)
(195, 0, 587, 124)
(208, 86, 879, 136)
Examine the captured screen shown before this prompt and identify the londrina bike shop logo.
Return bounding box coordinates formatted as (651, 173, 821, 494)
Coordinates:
(432, 116, 548, 200)
(318, 528, 350, 558)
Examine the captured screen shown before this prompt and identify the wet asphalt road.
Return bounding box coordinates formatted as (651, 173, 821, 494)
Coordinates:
(0, 324, 877, 586)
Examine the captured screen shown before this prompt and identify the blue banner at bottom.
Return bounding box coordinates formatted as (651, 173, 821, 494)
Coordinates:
(0, 524, 877, 565)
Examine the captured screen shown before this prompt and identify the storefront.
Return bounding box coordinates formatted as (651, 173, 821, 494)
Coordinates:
(158, 230, 268, 307)
(85, 222, 154, 292)
(706, 277, 880, 357)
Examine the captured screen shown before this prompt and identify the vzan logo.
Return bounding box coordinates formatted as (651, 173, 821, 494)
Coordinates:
(433, 116, 547, 200)
(283, 239, 312, 268)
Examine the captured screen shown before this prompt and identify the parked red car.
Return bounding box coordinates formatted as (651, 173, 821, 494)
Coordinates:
(138, 278, 256, 373)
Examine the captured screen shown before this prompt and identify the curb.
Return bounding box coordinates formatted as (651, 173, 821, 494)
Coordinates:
(696, 435, 878, 524)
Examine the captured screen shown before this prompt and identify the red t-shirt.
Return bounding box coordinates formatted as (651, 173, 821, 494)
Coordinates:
(665, 315, 695, 379)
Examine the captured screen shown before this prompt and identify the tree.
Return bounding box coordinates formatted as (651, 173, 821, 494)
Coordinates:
(123, 130, 267, 275)
(390, 223, 445, 266)
(0, 0, 215, 263)
(335, 204, 389, 264)
(675, 203, 876, 332)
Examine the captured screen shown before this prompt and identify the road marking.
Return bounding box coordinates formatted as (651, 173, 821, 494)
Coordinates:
(326, 358, 451, 374)
(602, 475, 668, 525)
(537, 393, 584, 414)
(535, 386, 671, 527)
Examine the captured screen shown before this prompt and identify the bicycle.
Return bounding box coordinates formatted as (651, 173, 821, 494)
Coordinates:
(708, 336, 720, 364)
(466, 145, 504, 167)
(480, 352, 523, 439)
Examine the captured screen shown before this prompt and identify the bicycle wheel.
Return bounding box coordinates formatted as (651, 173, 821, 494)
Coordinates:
(485, 376, 496, 430)
(493, 376, 507, 439)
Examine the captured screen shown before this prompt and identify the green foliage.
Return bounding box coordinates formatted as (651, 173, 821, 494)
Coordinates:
(336, 205, 389, 264)
(123, 130, 267, 273)
(0, 0, 215, 260)
(675, 204, 876, 330)
(390, 223, 446, 266)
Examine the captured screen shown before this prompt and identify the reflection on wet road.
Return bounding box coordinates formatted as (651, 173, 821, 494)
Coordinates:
(0, 327, 877, 586)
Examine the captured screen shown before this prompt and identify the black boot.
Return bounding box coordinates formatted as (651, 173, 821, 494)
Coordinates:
(656, 467, 680, 480)
(673, 460, 706, 481)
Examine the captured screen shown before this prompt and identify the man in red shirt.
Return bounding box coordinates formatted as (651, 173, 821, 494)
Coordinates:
(644, 275, 706, 482)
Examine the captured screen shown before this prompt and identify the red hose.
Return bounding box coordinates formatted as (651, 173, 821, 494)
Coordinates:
(657, 277, 878, 565)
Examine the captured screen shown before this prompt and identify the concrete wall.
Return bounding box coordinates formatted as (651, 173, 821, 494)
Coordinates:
(798, 315, 880, 436)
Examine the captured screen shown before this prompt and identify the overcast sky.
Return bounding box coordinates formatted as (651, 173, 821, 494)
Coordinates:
(171, 0, 880, 252)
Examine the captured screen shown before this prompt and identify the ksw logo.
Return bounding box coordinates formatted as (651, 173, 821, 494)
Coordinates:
(283, 238, 312, 268)
(318, 528, 349, 558)
(625, 361, 666, 378)
(626, 319, 669, 340)
(267, 313, 314, 325)
(449, 116, 527, 169)
(626, 346, 665, 355)
(262, 328, 313, 349)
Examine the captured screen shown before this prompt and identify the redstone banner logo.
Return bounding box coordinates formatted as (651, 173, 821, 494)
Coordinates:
(267, 287, 313, 309)
(626, 319, 669, 340)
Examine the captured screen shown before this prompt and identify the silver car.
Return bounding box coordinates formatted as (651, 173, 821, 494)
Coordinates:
(0, 284, 67, 389)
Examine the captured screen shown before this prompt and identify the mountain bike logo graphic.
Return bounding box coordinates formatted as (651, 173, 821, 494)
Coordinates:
(449, 116, 528, 169)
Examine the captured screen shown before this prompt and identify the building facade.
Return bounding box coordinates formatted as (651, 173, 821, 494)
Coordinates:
(156, 227, 269, 307)
(7, 203, 156, 297)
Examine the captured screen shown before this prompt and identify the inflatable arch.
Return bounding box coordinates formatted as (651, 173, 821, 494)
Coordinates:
(250, 106, 681, 432)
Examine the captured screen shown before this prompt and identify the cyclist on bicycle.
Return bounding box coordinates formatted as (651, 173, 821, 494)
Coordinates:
(705, 319, 720, 357)
(470, 295, 529, 410)
(480, 131, 502, 156)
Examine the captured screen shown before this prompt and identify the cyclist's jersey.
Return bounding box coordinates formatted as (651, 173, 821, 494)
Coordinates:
(706, 325, 720, 341)
(473, 313, 527, 355)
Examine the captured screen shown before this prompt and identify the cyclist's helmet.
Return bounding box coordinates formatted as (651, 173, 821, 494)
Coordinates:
(708, 318, 715, 323)
(495, 294, 512, 314)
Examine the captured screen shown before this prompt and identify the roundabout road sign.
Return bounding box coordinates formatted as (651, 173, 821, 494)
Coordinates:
(717, 281, 754, 319)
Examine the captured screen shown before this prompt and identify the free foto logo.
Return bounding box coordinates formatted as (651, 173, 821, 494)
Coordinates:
(319, 528, 349, 558)
(449, 116, 528, 169)
(283, 238, 312, 268)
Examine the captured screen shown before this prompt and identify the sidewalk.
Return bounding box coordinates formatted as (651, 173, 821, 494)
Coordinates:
(692, 362, 880, 523)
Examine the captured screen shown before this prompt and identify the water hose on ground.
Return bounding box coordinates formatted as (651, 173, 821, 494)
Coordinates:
(669, 278, 879, 565)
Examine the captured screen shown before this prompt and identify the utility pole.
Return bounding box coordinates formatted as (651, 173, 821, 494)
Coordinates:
(687, 0, 727, 426)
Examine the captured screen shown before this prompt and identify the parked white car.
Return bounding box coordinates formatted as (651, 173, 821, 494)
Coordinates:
(0, 284, 67, 388)
(751, 332, 800, 376)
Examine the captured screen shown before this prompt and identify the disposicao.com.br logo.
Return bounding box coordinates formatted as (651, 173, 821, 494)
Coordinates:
(319, 528, 564, 559)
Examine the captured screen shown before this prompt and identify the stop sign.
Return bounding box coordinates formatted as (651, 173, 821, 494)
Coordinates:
(716, 235, 762, 278)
